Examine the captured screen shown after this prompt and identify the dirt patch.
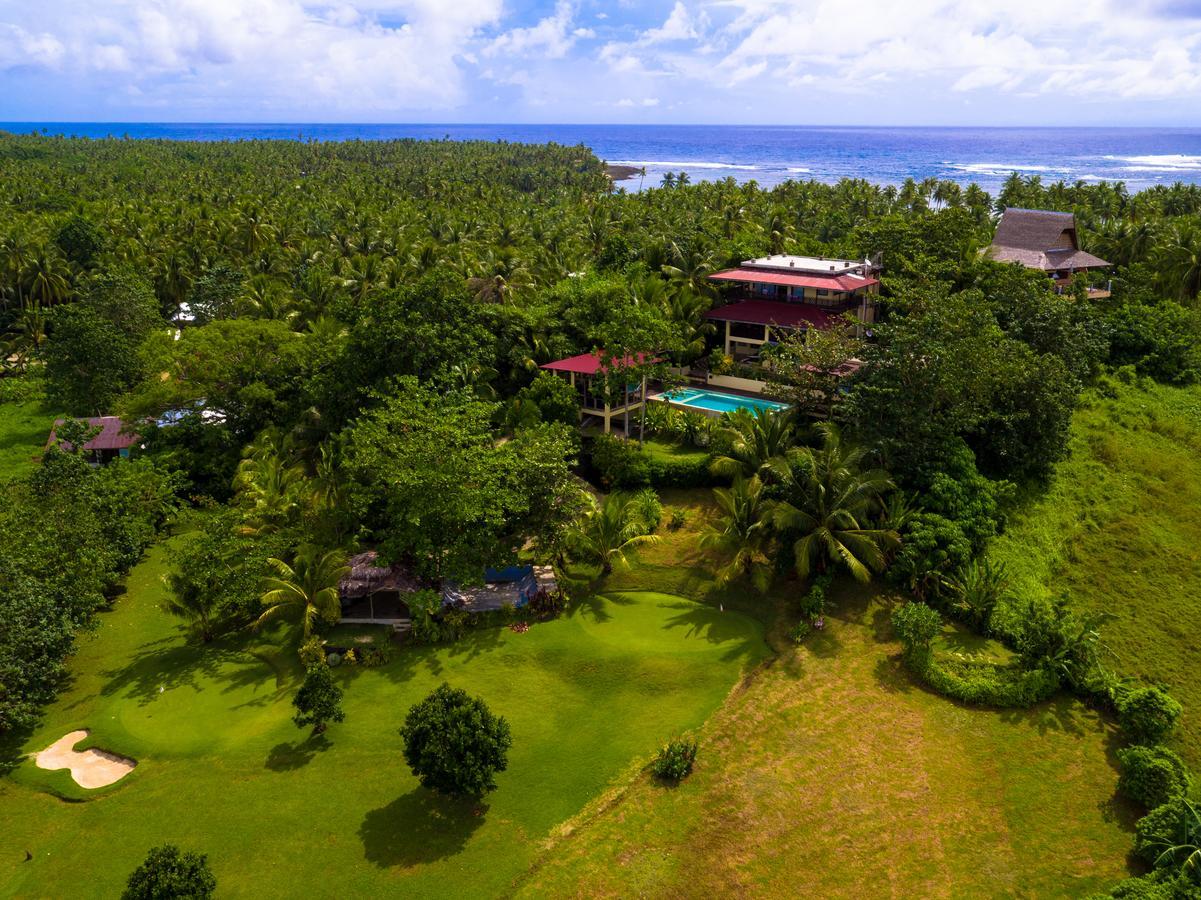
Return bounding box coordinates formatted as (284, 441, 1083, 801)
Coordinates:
(34, 730, 136, 789)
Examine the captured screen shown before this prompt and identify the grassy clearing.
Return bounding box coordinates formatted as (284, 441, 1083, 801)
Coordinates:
(989, 378, 1201, 767)
(0, 399, 57, 481)
(0, 534, 767, 898)
(639, 439, 711, 464)
(515, 489, 1138, 898)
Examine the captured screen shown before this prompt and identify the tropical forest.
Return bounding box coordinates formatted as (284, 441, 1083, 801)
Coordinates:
(1, 132, 1201, 898)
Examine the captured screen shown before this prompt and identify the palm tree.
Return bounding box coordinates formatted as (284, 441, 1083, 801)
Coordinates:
(1149, 800, 1201, 882)
(161, 582, 222, 643)
(772, 423, 898, 582)
(1157, 220, 1201, 303)
(21, 247, 71, 306)
(568, 492, 660, 575)
(233, 432, 306, 534)
(660, 172, 677, 190)
(942, 559, 1011, 632)
(700, 476, 773, 589)
(710, 407, 797, 481)
(256, 545, 350, 638)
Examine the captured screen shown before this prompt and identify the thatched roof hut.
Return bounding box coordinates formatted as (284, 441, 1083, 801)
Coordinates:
(339, 551, 421, 603)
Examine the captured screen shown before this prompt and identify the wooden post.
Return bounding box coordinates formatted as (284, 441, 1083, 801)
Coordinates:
(638, 374, 647, 446)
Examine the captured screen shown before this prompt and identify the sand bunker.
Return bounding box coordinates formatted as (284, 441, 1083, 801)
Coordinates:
(35, 730, 136, 788)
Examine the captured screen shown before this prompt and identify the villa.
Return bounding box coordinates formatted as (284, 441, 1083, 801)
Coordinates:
(705, 255, 881, 361)
(541, 350, 657, 434)
(987, 208, 1112, 298)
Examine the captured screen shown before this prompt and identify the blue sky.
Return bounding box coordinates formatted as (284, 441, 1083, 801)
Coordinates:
(1, 0, 1200, 125)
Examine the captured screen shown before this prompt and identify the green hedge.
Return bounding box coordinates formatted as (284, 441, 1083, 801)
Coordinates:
(587, 435, 715, 489)
(644, 452, 714, 488)
(908, 652, 1060, 708)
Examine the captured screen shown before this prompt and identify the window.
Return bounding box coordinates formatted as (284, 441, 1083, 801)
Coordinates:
(816, 288, 829, 297)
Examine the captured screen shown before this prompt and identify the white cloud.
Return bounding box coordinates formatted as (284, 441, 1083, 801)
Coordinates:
(0, 0, 504, 111)
(483, 0, 588, 60)
(593, 0, 1201, 104)
(0, 23, 65, 68)
(642, 3, 700, 44)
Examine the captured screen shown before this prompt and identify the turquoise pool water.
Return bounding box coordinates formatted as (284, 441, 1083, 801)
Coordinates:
(661, 388, 789, 415)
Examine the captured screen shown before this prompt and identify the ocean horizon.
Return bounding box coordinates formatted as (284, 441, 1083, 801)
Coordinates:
(6, 122, 1201, 194)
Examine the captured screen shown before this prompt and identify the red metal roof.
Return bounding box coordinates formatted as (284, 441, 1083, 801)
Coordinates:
(541, 351, 658, 376)
(710, 268, 879, 292)
(48, 416, 139, 452)
(705, 300, 835, 330)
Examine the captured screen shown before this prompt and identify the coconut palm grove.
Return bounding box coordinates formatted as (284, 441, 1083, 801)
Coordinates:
(2, 132, 1201, 898)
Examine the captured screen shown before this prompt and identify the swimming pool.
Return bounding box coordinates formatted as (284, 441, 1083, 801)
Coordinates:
(656, 388, 790, 416)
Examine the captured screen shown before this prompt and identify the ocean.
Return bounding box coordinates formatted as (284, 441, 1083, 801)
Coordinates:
(6, 122, 1201, 194)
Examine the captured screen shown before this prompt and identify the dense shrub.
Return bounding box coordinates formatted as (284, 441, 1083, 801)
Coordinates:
(0, 372, 44, 403)
(589, 434, 714, 490)
(789, 620, 812, 644)
(1117, 746, 1192, 809)
(0, 454, 177, 733)
(1119, 687, 1184, 745)
(891, 602, 943, 654)
(527, 588, 568, 619)
(626, 488, 663, 533)
(1102, 871, 1196, 899)
(505, 372, 581, 431)
(644, 451, 714, 488)
(589, 434, 650, 488)
(668, 508, 687, 530)
(400, 683, 512, 796)
(653, 737, 698, 782)
(1134, 797, 1197, 867)
(890, 512, 973, 600)
(1104, 298, 1201, 385)
(798, 575, 833, 620)
(122, 845, 216, 900)
(914, 656, 1060, 708)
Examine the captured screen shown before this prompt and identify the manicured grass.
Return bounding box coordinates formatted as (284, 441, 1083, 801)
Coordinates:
(640, 438, 711, 464)
(0, 534, 767, 898)
(0, 399, 58, 481)
(988, 378, 1201, 767)
(516, 489, 1138, 897)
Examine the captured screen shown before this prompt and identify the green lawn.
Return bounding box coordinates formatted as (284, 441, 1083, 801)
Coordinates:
(1, 463, 1160, 898)
(0, 399, 57, 481)
(988, 378, 1201, 767)
(639, 438, 711, 464)
(518, 489, 1139, 898)
(0, 536, 767, 898)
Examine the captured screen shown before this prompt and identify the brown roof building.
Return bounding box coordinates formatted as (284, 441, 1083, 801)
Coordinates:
(46, 416, 139, 463)
(987, 208, 1111, 297)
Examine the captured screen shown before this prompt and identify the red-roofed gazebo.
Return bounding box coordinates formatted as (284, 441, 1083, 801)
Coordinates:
(540, 350, 659, 435)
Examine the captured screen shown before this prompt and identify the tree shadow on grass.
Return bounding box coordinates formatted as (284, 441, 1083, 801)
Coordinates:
(803, 625, 844, 659)
(568, 591, 636, 626)
(99, 636, 281, 707)
(265, 733, 331, 771)
(359, 788, 488, 868)
(999, 694, 1090, 737)
(873, 653, 915, 694)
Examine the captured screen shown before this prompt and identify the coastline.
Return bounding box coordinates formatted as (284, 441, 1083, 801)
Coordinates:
(604, 163, 641, 183)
